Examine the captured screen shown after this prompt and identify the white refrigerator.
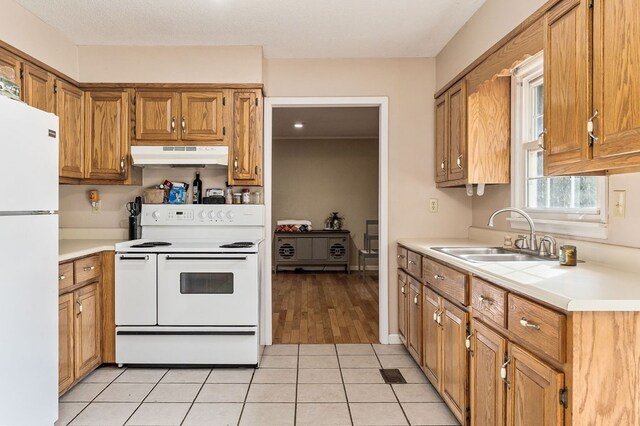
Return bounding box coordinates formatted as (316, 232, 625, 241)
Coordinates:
(0, 95, 59, 425)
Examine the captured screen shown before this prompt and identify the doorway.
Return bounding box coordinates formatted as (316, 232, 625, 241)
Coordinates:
(262, 97, 389, 344)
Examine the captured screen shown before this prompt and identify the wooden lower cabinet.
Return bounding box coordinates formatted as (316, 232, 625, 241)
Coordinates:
(507, 343, 564, 426)
(422, 287, 442, 389)
(470, 319, 506, 426)
(441, 300, 469, 423)
(407, 278, 422, 363)
(74, 283, 102, 378)
(398, 272, 408, 342)
(58, 293, 75, 394)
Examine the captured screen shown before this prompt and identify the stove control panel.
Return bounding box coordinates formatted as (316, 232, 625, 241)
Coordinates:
(141, 204, 265, 226)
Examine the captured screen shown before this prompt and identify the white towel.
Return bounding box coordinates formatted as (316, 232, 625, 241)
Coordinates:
(277, 219, 312, 226)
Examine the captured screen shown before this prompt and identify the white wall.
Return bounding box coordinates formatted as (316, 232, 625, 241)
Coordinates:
(0, 0, 79, 79)
(78, 45, 263, 83)
(264, 57, 472, 336)
(435, 0, 547, 88)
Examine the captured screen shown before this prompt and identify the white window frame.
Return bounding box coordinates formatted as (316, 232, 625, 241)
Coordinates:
(510, 53, 608, 239)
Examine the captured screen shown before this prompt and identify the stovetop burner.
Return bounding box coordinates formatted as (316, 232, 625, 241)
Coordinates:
(130, 241, 173, 248)
(219, 241, 255, 248)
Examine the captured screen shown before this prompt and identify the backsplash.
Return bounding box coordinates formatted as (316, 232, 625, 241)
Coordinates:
(59, 167, 229, 229)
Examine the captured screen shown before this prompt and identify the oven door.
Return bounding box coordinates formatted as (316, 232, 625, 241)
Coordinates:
(157, 253, 258, 326)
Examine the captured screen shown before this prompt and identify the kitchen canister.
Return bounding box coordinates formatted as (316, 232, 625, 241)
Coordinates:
(241, 188, 251, 204)
(559, 245, 577, 266)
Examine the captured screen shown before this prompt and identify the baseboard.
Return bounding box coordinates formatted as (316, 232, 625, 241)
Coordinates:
(387, 334, 403, 345)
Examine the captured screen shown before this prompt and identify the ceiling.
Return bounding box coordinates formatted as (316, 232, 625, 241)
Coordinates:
(16, 0, 485, 58)
(273, 107, 379, 139)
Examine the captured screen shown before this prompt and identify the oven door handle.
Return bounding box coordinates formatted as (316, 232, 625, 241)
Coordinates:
(119, 255, 150, 260)
(164, 255, 248, 261)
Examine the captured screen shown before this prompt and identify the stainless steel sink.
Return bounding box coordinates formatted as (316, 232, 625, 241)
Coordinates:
(432, 247, 551, 262)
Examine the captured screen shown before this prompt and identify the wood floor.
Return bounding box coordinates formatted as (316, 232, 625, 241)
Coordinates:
(272, 271, 379, 344)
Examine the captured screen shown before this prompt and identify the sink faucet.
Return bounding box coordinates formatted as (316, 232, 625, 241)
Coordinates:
(487, 208, 538, 251)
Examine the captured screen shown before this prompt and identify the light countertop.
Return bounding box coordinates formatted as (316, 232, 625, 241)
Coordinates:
(59, 239, 124, 262)
(398, 238, 640, 312)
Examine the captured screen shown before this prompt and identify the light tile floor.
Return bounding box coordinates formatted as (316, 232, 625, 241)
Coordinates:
(57, 344, 459, 426)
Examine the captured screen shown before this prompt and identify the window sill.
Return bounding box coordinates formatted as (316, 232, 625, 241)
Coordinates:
(508, 217, 608, 240)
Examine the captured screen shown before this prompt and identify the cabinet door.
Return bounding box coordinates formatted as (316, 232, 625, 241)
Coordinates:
(506, 343, 564, 426)
(398, 271, 408, 342)
(84, 91, 130, 180)
(23, 63, 55, 113)
(407, 280, 422, 364)
(592, 0, 640, 162)
(58, 293, 75, 394)
(441, 299, 468, 424)
(56, 80, 84, 179)
(470, 320, 506, 426)
(447, 79, 467, 182)
(435, 93, 448, 183)
(135, 91, 179, 141)
(543, 0, 591, 174)
(181, 91, 225, 141)
(0, 49, 21, 86)
(74, 283, 101, 379)
(230, 89, 262, 185)
(422, 286, 442, 390)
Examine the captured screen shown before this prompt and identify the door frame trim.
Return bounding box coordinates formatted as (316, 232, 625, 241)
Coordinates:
(263, 96, 390, 344)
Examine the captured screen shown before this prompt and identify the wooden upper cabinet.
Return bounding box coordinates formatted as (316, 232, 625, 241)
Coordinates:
(543, 0, 591, 175)
(470, 320, 506, 426)
(506, 343, 564, 426)
(435, 94, 448, 183)
(58, 293, 75, 394)
(592, 0, 640, 164)
(447, 79, 467, 182)
(441, 300, 468, 424)
(135, 91, 179, 141)
(23, 63, 55, 113)
(56, 80, 84, 179)
(0, 49, 21, 85)
(74, 283, 101, 379)
(181, 91, 225, 141)
(84, 90, 130, 180)
(230, 89, 262, 185)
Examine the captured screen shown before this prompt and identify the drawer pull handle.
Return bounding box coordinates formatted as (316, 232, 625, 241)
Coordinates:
(413, 296, 419, 305)
(501, 356, 511, 385)
(465, 332, 473, 353)
(478, 295, 494, 305)
(401, 285, 405, 294)
(409, 260, 416, 265)
(76, 299, 83, 317)
(59, 274, 66, 280)
(432, 309, 438, 322)
(397, 254, 406, 259)
(83, 266, 95, 272)
(433, 274, 445, 280)
(519, 318, 541, 330)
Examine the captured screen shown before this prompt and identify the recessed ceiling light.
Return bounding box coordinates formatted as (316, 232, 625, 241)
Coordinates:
(293, 122, 304, 129)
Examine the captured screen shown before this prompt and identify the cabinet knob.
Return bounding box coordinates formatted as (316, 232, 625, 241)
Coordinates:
(433, 274, 445, 280)
(401, 285, 405, 294)
(413, 296, 419, 305)
(58, 274, 66, 280)
(465, 332, 473, 353)
(181, 116, 186, 133)
(500, 356, 511, 386)
(478, 295, 494, 305)
(456, 155, 463, 170)
(537, 129, 547, 150)
(83, 266, 95, 272)
(171, 117, 176, 133)
(440, 160, 446, 171)
(234, 155, 239, 172)
(120, 156, 127, 176)
(76, 299, 83, 317)
(588, 110, 599, 146)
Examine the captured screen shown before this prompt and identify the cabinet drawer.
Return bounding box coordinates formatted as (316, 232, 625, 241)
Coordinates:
(59, 262, 74, 291)
(74, 255, 101, 285)
(398, 269, 407, 284)
(471, 277, 506, 328)
(423, 258, 468, 305)
(397, 246, 408, 269)
(507, 294, 566, 363)
(407, 250, 422, 278)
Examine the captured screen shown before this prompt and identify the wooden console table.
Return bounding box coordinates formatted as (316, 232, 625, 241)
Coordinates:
(274, 230, 350, 273)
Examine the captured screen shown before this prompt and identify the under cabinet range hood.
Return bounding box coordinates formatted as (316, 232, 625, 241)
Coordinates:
(131, 146, 229, 168)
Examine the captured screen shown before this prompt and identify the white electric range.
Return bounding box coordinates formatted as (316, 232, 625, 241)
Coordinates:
(114, 204, 265, 366)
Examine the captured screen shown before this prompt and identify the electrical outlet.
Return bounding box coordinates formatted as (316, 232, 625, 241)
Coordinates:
(91, 200, 101, 214)
(429, 198, 439, 213)
(613, 190, 626, 218)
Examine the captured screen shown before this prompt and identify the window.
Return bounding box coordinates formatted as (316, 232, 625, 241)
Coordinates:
(511, 53, 608, 238)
